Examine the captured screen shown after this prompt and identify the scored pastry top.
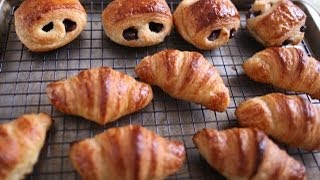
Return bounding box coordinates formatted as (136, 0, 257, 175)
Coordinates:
(246, 0, 306, 46)
(104, 0, 172, 25)
(173, 0, 240, 50)
(186, 0, 239, 33)
(14, 0, 86, 25)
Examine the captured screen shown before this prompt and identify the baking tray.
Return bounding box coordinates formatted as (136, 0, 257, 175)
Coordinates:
(0, 0, 320, 179)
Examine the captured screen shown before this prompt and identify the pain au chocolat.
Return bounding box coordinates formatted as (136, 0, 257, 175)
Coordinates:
(246, 0, 307, 47)
(14, 0, 87, 52)
(102, 0, 173, 47)
(173, 0, 240, 50)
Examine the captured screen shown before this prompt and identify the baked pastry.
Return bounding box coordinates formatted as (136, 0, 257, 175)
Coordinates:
(243, 47, 320, 99)
(102, 0, 173, 47)
(0, 113, 53, 180)
(193, 128, 306, 180)
(47, 67, 153, 125)
(235, 93, 320, 151)
(246, 0, 307, 47)
(135, 49, 230, 112)
(14, 0, 87, 52)
(173, 0, 240, 50)
(69, 125, 185, 180)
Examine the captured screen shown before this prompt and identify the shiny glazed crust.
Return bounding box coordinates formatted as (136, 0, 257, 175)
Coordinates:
(135, 49, 230, 112)
(243, 47, 320, 99)
(246, 0, 306, 47)
(0, 113, 52, 180)
(69, 125, 185, 180)
(46, 67, 153, 125)
(173, 0, 240, 50)
(193, 128, 306, 180)
(236, 93, 320, 151)
(14, 0, 87, 52)
(102, 0, 173, 47)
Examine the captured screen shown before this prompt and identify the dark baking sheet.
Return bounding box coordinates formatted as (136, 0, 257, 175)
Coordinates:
(0, 0, 320, 179)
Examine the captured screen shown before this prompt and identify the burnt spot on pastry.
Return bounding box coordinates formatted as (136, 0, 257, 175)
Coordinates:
(149, 22, 164, 33)
(246, 10, 262, 19)
(123, 27, 138, 41)
(42, 22, 54, 32)
(208, 30, 221, 41)
(300, 25, 307, 32)
(63, 19, 77, 32)
(282, 39, 293, 46)
(229, 29, 236, 39)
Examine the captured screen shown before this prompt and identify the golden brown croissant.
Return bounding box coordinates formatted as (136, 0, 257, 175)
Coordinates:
(69, 125, 186, 180)
(135, 49, 230, 112)
(246, 0, 306, 47)
(102, 0, 173, 47)
(14, 0, 87, 52)
(235, 93, 320, 151)
(47, 67, 153, 125)
(193, 128, 306, 180)
(0, 113, 52, 180)
(243, 47, 320, 99)
(173, 0, 240, 50)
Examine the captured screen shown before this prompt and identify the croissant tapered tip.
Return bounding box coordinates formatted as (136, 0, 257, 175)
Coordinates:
(18, 112, 53, 128)
(168, 140, 186, 159)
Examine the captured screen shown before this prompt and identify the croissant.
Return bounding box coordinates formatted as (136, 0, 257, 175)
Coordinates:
(0, 113, 52, 180)
(135, 49, 230, 112)
(193, 128, 306, 180)
(69, 125, 186, 180)
(235, 93, 320, 151)
(102, 0, 173, 47)
(47, 67, 153, 125)
(173, 0, 240, 50)
(14, 0, 87, 52)
(243, 47, 320, 99)
(246, 0, 306, 46)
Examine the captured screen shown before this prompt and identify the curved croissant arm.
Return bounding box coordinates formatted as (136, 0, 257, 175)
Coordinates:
(235, 93, 320, 151)
(69, 125, 185, 180)
(47, 67, 153, 125)
(0, 113, 52, 180)
(193, 128, 306, 180)
(243, 47, 320, 99)
(135, 49, 230, 112)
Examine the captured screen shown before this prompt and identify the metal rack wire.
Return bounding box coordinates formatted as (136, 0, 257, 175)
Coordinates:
(0, 1, 319, 179)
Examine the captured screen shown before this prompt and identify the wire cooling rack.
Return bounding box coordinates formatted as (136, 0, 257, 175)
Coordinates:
(0, 1, 320, 179)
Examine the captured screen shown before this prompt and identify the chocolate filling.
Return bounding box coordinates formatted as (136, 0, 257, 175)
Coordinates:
(42, 22, 54, 32)
(123, 27, 138, 41)
(300, 25, 307, 32)
(246, 10, 262, 19)
(282, 39, 293, 46)
(208, 30, 221, 41)
(63, 19, 77, 32)
(149, 22, 164, 33)
(229, 29, 236, 39)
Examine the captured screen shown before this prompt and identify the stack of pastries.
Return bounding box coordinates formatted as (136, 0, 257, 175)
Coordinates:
(8, 0, 319, 179)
